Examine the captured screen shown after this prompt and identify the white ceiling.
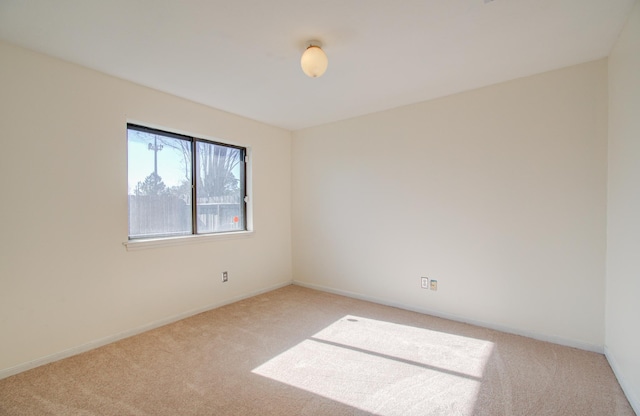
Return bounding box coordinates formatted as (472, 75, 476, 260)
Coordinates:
(0, 0, 635, 130)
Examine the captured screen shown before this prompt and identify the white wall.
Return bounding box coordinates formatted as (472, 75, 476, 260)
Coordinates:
(292, 59, 608, 351)
(0, 41, 292, 375)
(606, 1, 640, 412)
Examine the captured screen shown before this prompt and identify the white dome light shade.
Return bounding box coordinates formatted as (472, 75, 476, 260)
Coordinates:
(301, 45, 328, 78)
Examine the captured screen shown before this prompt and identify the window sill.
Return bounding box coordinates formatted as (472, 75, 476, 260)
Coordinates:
(123, 230, 254, 251)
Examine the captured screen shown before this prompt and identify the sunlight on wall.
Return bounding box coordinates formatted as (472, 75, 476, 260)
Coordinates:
(253, 315, 494, 415)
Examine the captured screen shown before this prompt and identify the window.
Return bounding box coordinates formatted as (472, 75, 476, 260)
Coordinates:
(127, 124, 247, 240)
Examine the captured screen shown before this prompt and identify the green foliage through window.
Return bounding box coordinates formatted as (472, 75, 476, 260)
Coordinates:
(127, 124, 247, 239)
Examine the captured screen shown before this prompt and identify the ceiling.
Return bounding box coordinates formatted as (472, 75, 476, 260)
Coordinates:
(0, 0, 635, 130)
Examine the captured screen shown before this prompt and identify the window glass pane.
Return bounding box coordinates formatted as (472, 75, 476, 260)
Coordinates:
(127, 129, 193, 238)
(195, 141, 244, 233)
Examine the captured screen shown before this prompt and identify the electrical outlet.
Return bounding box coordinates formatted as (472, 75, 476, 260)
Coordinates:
(421, 277, 429, 289)
(430, 279, 438, 291)
(222, 271, 228, 282)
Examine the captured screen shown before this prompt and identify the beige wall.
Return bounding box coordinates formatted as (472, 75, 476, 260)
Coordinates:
(292, 59, 608, 351)
(606, 1, 640, 412)
(0, 41, 292, 375)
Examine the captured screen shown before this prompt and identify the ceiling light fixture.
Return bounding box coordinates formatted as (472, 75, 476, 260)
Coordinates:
(300, 40, 328, 78)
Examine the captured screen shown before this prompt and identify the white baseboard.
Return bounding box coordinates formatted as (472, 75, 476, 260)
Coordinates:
(293, 280, 604, 354)
(0, 281, 292, 381)
(2, 279, 608, 382)
(604, 346, 640, 415)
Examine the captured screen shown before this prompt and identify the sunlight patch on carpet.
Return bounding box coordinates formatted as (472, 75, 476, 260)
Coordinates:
(252, 315, 494, 415)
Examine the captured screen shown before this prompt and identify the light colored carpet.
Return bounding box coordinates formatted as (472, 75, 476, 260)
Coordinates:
(0, 285, 634, 415)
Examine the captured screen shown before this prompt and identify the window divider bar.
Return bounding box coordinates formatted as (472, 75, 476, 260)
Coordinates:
(191, 139, 198, 235)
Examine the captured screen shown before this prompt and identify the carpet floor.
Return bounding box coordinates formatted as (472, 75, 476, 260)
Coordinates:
(0, 285, 634, 415)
